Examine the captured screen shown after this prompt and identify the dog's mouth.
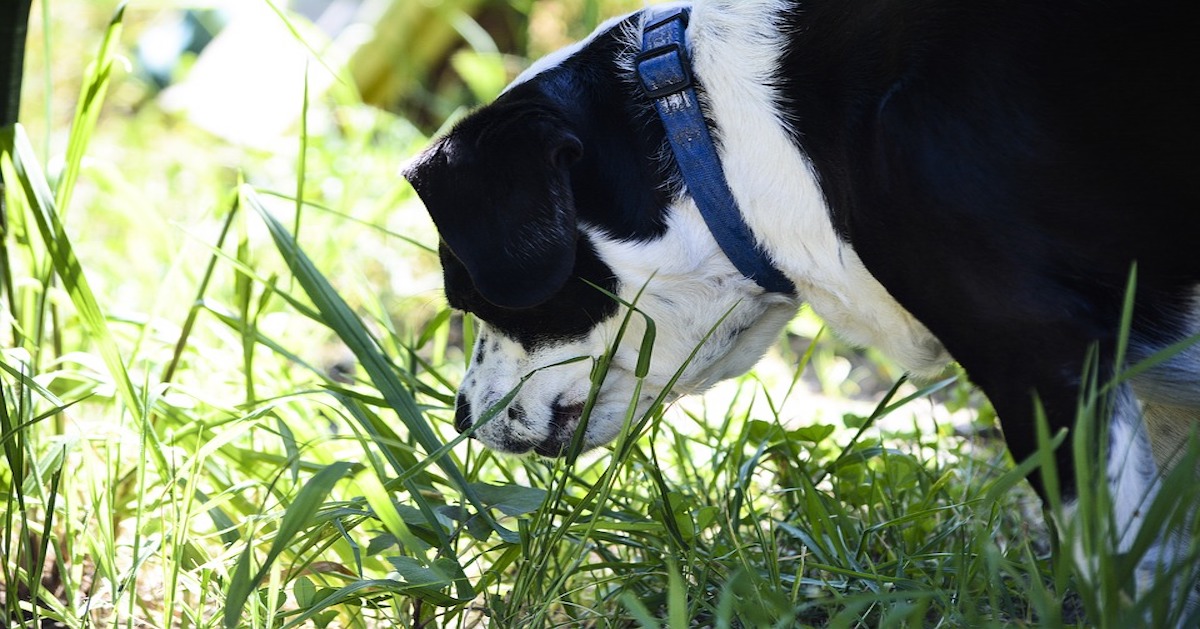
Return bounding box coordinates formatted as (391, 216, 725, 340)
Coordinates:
(531, 400, 587, 457)
(456, 394, 589, 457)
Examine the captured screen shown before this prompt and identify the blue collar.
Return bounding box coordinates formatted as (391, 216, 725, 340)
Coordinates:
(634, 7, 795, 295)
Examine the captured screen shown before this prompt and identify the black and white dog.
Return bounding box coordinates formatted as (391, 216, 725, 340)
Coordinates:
(405, 0, 1199, 607)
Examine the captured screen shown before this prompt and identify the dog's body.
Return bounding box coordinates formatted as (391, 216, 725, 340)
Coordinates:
(405, 0, 1199, 611)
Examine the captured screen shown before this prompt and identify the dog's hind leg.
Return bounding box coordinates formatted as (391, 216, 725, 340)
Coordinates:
(1141, 400, 1200, 622)
(1126, 330, 1200, 621)
(1095, 388, 1200, 625)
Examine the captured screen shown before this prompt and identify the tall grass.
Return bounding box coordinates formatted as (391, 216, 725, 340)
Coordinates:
(2, 2, 1198, 628)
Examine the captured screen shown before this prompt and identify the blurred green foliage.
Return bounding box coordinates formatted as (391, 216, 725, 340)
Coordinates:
(349, 0, 645, 131)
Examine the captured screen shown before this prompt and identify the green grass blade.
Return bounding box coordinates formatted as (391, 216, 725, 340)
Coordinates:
(162, 192, 239, 383)
(294, 62, 309, 240)
(243, 186, 505, 536)
(0, 352, 66, 409)
(2, 125, 144, 421)
(224, 460, 354, 628)
(263, 0, 343, 83)
(667, 555, 688, 629)
(256, 189, 438, 255)
(620, 591, 660, 628)
(55, 2, 124, 216)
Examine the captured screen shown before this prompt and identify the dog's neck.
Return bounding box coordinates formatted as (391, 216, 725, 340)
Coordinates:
(685, 1, 952, 374)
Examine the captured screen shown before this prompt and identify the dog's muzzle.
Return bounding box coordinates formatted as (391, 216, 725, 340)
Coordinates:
(453, 393, 587, 457)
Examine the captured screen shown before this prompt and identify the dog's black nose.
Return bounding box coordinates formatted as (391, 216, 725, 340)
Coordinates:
(454, 394, 473, 435)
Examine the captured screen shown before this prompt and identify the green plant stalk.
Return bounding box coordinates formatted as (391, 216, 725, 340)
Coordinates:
(295, 63, 309, 244)
(1, 145, 24, 350)
(3, 357, 70, 629)
(512, 287, 750, 624)
(30, 449, 63, 628)
(0, 364, 22, 626)
(3, 125, 178, 620)
(224, 461, 356, 628)
(161, 193, 240, 384)
(1, 193, 16, 348)
(505, 286, 653, 618)
(123, 379, 161, 626)
(332, 394, 467, 557)
(161, 434, 203, 629)
(236, 197, 257, 405)
(29, 4, 126, 393)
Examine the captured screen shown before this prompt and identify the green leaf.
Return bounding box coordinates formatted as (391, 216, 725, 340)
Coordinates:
(357, 468, 429, 555)
(293, 576, 316, 608)
(366, 533, 398, 556)
(792, 423, 836, 443)
(384, 556, 475, 606)
(470, 482, 547, 517)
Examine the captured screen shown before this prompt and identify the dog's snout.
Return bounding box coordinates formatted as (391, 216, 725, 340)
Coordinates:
(454, 394, 473, 435)
(551, 401, 585, 429)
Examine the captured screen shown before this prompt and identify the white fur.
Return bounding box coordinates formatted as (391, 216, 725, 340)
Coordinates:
(1107, 388, 1163, 552)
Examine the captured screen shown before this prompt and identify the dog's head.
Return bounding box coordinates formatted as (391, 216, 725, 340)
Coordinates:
(403, 10, 798, 456)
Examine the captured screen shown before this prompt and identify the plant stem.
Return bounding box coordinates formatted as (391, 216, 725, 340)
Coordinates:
(1, 0, 34, 348)
(0, 0, 32, 126)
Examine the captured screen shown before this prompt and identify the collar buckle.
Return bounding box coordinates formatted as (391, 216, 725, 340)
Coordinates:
(635, 44, 693, 99)
(634, 9, 693, 99)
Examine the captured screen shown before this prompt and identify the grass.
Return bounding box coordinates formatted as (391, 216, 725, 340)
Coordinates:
(2, 1, 1199, 627)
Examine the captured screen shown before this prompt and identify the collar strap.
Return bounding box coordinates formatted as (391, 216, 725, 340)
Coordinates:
(635, 7, 795, 295)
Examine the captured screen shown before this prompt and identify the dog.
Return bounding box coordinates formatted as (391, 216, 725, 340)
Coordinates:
(404, 0, 1199, 613)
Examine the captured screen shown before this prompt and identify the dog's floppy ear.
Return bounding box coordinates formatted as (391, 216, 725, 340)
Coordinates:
(404, 106, 583, 310)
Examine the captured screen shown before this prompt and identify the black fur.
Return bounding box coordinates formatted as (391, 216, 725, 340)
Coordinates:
(405, 15, 670, 348)
(776, 0, 1200, 492)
